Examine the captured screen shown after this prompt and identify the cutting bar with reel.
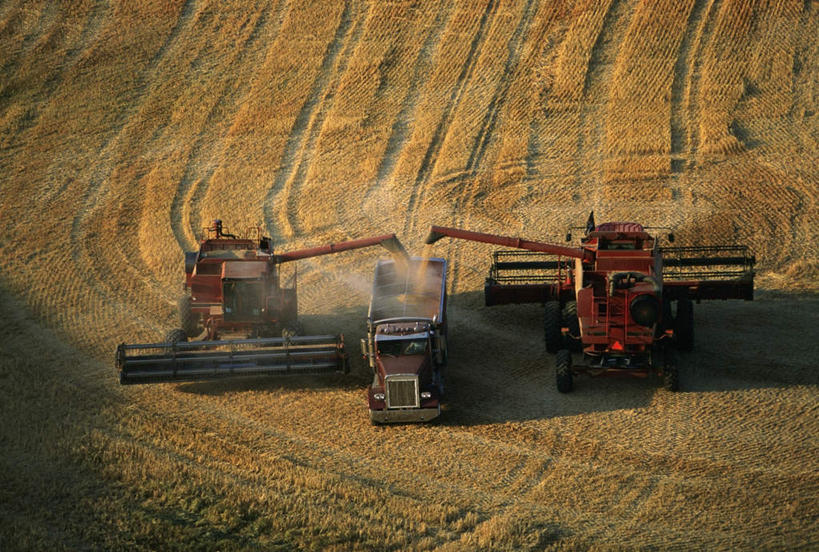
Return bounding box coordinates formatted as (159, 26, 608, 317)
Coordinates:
(117, 334, 348, 385)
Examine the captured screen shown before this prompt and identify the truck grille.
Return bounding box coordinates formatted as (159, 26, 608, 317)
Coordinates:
(386, 376, 419, 409)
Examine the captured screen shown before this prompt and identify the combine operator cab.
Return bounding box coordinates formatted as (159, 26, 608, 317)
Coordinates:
(181, 220, 297, 340)
(426, 214, 754, 393)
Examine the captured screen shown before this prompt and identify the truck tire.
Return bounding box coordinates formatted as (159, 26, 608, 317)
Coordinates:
(562, 300, 581, 352)
(178, 295, 199, 337)
(555, 349, 573, 393)
(165, 328, 187, 343)
(544, 301, 562, 354)
(674, 298, 694, 352)
(663, 347, 679, 391)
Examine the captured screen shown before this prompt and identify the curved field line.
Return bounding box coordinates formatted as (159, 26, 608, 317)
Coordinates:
(0, 3, 54, 79)
(683, 0, 722, 166)
(670, 0, 710, 173)
(132, 391, 532, 520)
(575, 0, 636, 193)
(279, 1, 367, 239)
(262, 0, 360, 242)
(358, 4, 454, 234)
(70, 1, 199, 334)
(402, 0, 500, 237)
(169, 2, 279, 252)
(148, 0, 196, 69)
(445, 0, 539, 292)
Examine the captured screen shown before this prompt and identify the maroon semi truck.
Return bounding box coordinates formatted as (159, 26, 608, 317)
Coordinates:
(362, 257, 448, 424)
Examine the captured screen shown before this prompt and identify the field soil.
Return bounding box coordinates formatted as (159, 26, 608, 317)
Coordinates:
(1, 1, 817, 550)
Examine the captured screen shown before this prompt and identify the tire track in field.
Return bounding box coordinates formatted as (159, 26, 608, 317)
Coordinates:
(148, 0, 196, 69)
(262, 0, 362, 242)
(444, 0, 539, 294)
(281, 1, 367, 239)
(69, 1, 199, 343)
(132, 390, 521, 523)
(575, 0, 636, 194)
(670, 0, 710, 174)
(0, 2, 55, 83)
(402, 0, 500, 237)
(683, 0, 722, 166)
(169, 2, 280, 252)
(1, 1, 105, 140)
(359, 4, 454, 234)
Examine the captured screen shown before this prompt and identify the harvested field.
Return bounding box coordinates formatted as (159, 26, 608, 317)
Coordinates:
(1, 1, 817, 550)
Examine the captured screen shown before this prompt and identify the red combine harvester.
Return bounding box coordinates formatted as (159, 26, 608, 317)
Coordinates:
(425, 214, 755, 391)
(117, 220, 407, 385)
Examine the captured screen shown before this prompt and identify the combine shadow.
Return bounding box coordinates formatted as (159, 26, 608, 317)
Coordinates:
(437, 290, 817, 426)
(676, 292, 819, 393)
(436, 291, 659, 425)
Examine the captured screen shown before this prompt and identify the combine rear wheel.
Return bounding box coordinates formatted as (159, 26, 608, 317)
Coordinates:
(663, 347, 679, 391)
(165, 328, 187, 343)
(544, 301, 562, 354)
(555, 349, 573, 393)
(674, 298, 694, 351)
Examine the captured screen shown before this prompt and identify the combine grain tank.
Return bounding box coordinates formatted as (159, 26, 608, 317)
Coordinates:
(117, 219, 407, 384)
(426, 213, 754, 392)
(362, 257, 448, 423)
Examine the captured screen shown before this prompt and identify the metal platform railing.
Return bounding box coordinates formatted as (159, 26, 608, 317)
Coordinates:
(660, 245, 755, 281)
(488, 250, 571, 284)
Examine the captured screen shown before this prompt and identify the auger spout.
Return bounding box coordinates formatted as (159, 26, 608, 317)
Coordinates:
(425, 225, 594, 262)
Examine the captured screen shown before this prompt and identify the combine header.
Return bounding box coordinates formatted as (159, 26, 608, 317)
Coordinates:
(118, 220, 406, 385)
(425, 214, 754, 392)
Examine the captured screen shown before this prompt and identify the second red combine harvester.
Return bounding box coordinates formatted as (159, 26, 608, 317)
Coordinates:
(117, 220, 407, 384)
(425, 214, 754, 392)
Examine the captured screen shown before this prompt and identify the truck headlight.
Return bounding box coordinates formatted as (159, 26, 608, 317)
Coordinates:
(420, 391, 432, 399)
(373, 393, 385, 401)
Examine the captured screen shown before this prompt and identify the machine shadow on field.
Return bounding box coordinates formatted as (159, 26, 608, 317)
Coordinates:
(677, 293, 819, 392)
(438, 291, 819, 426)
(176, 291, 817, 424)
(439, 291, 658, 425)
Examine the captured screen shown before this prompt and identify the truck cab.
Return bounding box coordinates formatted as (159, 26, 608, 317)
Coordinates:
(362, 258, 448, 424)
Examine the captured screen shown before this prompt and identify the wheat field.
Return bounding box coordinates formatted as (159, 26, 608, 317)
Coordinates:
(1, 1, 817, 550)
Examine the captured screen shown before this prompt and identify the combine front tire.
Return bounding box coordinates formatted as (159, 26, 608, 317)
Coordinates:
(555, 349, 573, 393)
(544, 301, 562, 354)
(562, 300, 581, 352)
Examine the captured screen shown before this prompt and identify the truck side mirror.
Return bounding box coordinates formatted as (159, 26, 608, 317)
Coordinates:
(360, 338, 368, 357)
(565, 232, 572, 242)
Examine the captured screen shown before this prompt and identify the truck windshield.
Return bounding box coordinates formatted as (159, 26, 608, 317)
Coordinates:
(378, 338, 427, 356)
